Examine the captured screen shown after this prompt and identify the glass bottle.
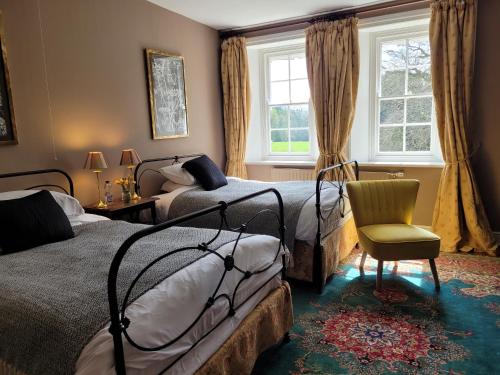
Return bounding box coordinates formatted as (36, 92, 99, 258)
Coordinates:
(104, 180, 113, 204)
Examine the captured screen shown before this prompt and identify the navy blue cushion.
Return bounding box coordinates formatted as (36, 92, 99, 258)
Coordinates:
(183, 155, 228, 191)
(0, 190, 74, 254)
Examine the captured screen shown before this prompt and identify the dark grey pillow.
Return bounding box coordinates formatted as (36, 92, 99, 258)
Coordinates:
(182, 155, 228, 191)
(0, 190, 74, 254)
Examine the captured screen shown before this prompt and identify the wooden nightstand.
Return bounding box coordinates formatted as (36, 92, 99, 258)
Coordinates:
(84, 197, 159, 224)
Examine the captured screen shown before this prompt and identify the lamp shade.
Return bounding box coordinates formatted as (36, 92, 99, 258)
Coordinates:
(84, 151, 108, 170)
(120, 148, 142, 166)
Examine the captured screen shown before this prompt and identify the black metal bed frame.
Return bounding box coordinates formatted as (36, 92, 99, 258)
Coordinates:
(313, 160, 359, 292)
(134, 154, 358, 293)
(108, 187, 287, 374)
(0, 168, 288, 374)
(134, 153, 204, 196)
(0, 168, 75, 196)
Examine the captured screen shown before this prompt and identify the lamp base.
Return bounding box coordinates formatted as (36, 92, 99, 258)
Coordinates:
(97, 200, 107, 209)
(131, 192, 141, 201)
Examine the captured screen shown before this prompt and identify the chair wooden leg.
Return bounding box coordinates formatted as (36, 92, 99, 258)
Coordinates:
(376, 260, 383, 291)
(359, 251, 367, 272)
(392, 261, 399, 274)
(429, 258, 440, 291)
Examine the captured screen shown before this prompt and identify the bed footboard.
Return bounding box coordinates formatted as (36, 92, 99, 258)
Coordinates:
(108, 188, 287, 375)
(313, 160, 359, 293)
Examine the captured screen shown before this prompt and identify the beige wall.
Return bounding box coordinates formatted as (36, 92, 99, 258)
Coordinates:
(471, 0, 500, 232)
(247, 164, 442, 226)
(0, 0, 223, 204)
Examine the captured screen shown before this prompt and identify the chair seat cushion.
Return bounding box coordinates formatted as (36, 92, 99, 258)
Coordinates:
(358, 224, 440, 261)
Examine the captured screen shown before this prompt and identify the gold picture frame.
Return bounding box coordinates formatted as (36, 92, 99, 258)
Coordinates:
(145, 48, 189, 140)
(0, 11, 17, 146)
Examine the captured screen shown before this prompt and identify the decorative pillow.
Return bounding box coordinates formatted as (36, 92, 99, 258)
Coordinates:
(158, 164, 197, 185)
(0, 190, 75, 254)
(182, 155, 227, 191)
(0, 190, 84, 216)
(160, 180, 200, 193)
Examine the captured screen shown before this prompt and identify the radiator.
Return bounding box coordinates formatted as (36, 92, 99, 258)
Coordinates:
(360, 170, 405, 180)
(270, 167, 314, 181)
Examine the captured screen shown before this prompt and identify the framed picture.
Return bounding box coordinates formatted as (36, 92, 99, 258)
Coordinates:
(0, 12, 17, 146)
(145, 49, 189, 139)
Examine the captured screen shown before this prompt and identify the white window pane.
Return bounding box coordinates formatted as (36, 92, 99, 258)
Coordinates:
(407, 97, 432, 123)
(290, 105, 308, 128)
(408, 66, 432, 95)
(381, 41, 406, 71)
(408, 38, 430, 66)
(270, 58, 288, 81)
(290, 79, 310, 103)
(381, 69, 405, 97)
(270, 81, 289, 104)
(406, 125, 431, 151)
(290, 56, 307, 79)
(271, 130, 289, 152)
(270, 106, 288, 129)
(290, 129, 310, 153)
(380, 99, 404, 124)
(379, 126, 403, 152)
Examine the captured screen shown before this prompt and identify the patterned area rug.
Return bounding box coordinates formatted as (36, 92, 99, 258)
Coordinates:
(253, 250, 500, 374)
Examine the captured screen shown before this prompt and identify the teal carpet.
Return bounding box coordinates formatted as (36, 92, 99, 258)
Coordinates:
(253, 250, 500, 374)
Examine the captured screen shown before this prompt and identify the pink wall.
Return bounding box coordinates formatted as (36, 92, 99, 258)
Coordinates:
(0, 0, 224, 204)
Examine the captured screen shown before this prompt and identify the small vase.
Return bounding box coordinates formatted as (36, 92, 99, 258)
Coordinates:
(122, 190, 132, 203)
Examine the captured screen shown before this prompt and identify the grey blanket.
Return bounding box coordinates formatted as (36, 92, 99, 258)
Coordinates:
(168, 179, 317, 251)
(0, 221, 249, 375)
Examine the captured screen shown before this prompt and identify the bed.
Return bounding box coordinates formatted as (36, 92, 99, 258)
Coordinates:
(0, 169, 292, 375)
(134, 155, 359, 293)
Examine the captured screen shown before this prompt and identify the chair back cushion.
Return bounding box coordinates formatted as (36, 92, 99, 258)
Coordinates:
(346, 179, 419, 227)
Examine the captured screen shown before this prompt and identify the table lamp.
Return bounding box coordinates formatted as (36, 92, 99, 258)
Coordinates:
(120, 148, 142, 200)
(84, 151, 108, 208)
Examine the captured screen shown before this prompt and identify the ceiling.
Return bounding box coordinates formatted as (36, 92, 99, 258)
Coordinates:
(147, 0, 393, 30)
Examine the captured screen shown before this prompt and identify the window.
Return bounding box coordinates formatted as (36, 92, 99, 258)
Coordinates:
(264, 50, 315, 158)
(371, 29, 439, 161)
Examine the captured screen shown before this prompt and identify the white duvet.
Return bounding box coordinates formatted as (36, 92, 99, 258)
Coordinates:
(150, 177, 351, 244)
(69, 214, 286, 374)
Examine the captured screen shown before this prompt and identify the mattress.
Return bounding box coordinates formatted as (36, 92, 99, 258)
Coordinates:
(68, 220, 287, 374)
(151, 177, 351, 244)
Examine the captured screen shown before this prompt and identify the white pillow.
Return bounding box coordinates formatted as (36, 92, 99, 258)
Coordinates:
(160, 180, 183, 193)
(160, 180, 201, 193)
(0, 190, 85, 216)
(158, 164, 197, 185)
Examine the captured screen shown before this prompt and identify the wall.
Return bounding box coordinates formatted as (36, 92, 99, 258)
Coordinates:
(0, 0, 223, 203)
(247, 164, 441, 226)
(471, 0, 500, 232)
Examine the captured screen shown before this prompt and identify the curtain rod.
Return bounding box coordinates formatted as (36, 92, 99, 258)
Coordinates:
(219, 0, 430, 39)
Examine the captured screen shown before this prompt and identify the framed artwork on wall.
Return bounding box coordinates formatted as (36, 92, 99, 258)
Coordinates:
(145, 49, 189, 140)
(0, 12, 17, 146)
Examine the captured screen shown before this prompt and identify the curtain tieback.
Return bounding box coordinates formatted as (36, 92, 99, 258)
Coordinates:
(445, 144, 480, 165)
(321, 152, 340, 157)
(446, 156, 471, 165)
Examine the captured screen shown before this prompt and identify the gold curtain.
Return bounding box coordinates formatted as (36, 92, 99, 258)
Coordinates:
(305, 18, 360, 180)
(430, 0, 497, 255)
(221, 36, 251, 179)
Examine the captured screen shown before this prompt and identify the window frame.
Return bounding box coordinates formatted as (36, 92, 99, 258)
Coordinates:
(260, 46, 317, 162)
(369, 26, 440, 162)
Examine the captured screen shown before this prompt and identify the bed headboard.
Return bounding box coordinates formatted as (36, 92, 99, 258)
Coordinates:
(134, 153, 204, 196)
(0, 169, 75, 197)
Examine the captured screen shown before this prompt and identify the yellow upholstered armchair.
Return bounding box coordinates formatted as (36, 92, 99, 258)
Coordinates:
(346, 179, 440, 291)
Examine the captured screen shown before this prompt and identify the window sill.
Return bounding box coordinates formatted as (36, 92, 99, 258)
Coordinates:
(246, 160, 445, 169)
(246, 160, 316, 168)
(358, 161, 444, 169)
